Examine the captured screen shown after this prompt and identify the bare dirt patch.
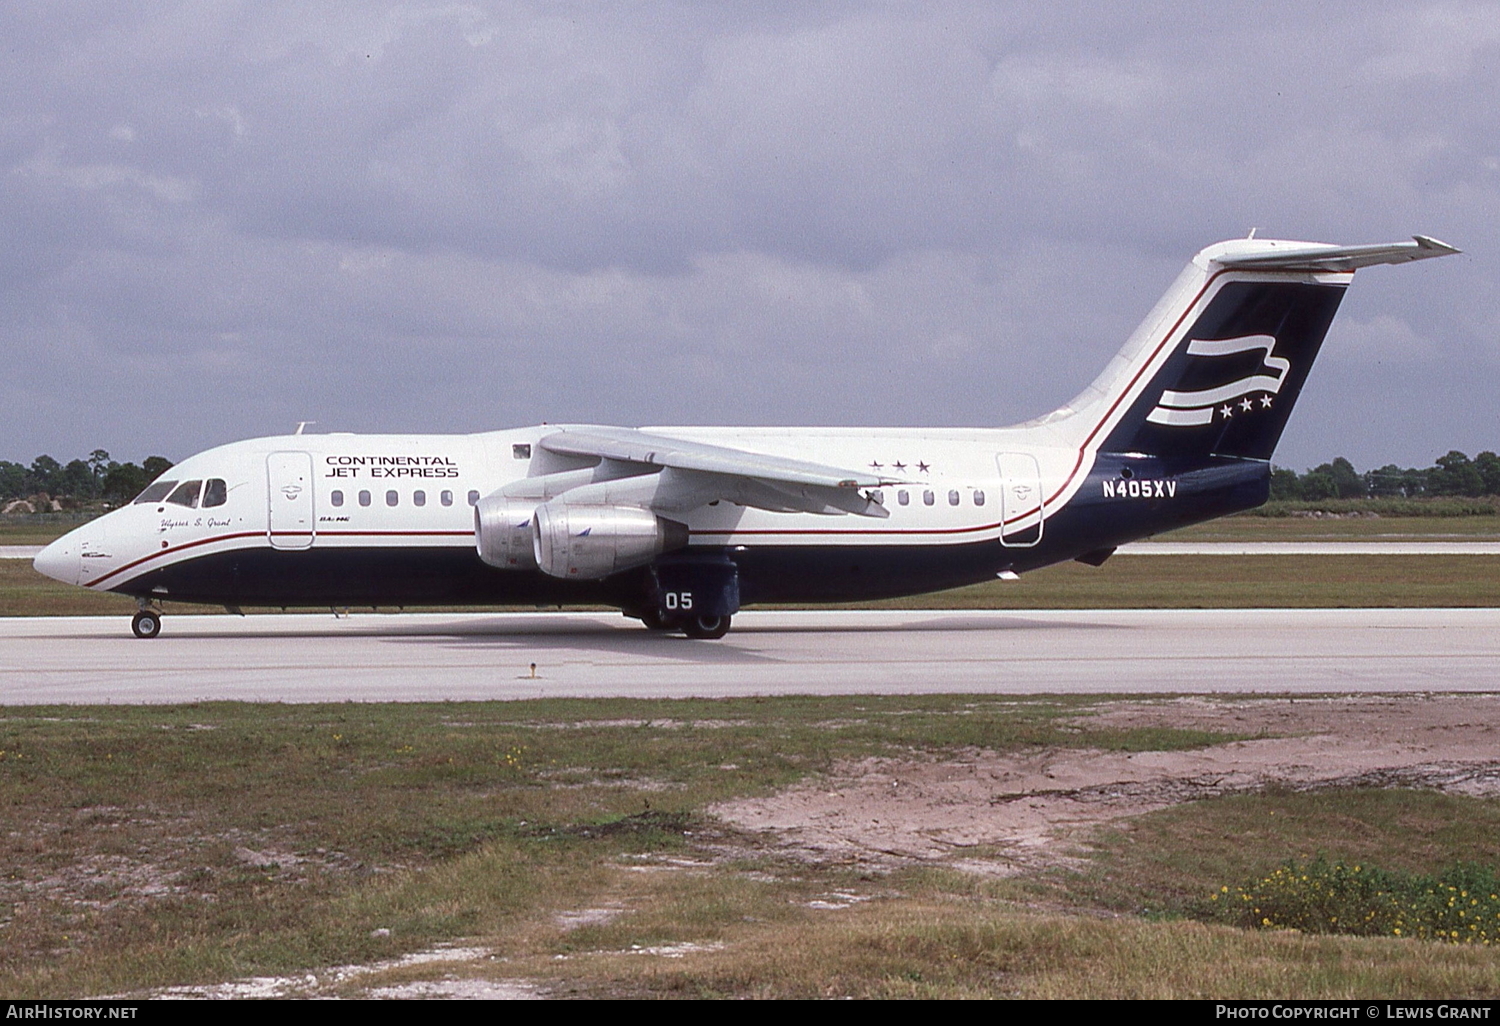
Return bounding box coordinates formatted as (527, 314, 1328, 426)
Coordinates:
(712, 694, 1500, 874)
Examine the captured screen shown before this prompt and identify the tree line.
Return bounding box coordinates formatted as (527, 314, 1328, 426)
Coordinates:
(1271, 450, 1500, 501)
(6, 448, 1500, 509)
(1, 452, 175, 508)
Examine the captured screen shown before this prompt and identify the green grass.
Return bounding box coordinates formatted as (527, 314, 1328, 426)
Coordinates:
(3, 700, 1499, 998)
(1212, 857, 1500, 944)
(0, 516, 97, 545)
(0, 697, 1233, 997)
(821, 554, 1500, 609)
(1058, 789, 1500, 921)
(1250, 497, 1500, 519)
(1169, 512, 1500, 539)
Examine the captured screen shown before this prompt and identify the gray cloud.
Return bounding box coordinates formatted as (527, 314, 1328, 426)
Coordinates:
(1, 1, 1496, 472)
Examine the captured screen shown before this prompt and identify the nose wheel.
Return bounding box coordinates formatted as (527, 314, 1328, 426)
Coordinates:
(131, 609, 162, 639)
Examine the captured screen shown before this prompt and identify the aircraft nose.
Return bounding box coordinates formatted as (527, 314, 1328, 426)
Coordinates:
(33, 536, 79, 586)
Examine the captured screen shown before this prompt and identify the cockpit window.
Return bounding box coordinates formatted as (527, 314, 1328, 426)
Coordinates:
(202, 479, 227, 508)
(165, 480, 202, 508)
(134, 480, 178, 504)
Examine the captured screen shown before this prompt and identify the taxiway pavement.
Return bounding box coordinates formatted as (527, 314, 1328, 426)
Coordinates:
(2, 608, 1496, 704)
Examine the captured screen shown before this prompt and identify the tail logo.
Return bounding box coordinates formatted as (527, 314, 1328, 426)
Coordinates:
(1145, 334, 1289, 427)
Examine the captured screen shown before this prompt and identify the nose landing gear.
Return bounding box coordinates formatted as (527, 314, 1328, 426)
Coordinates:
(131, 602, 163, 639)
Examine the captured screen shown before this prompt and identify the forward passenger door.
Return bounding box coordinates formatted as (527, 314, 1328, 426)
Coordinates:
(267, 451, 315, 550)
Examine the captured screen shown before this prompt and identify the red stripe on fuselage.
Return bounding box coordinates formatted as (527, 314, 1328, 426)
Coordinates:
(87, 529, 475, 589)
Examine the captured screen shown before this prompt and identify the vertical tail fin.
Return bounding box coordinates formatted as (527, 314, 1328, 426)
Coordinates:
(1060, 236, 1458, 466)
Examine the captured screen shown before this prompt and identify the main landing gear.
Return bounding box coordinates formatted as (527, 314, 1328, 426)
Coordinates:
(630, 610, 733, 640)
(634, 557, 739, 639)
(681, 613, 731, 640)
(131, 601, 163, 639)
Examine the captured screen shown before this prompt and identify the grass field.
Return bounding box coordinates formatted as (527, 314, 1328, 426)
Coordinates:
(1, 699, 1496, 999)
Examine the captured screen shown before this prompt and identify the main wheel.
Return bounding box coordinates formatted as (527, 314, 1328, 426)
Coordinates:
(638, 610, 677, 632)
(680, 613, 731, 640)
(131, 610, 162, 639)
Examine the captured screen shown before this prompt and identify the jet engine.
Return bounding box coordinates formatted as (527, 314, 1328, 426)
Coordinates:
(531, 501, 688, 579)
(474, 495, 539, 570)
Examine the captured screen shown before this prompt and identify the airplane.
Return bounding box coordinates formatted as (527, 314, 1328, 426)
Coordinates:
(33, 234, 1459, 640)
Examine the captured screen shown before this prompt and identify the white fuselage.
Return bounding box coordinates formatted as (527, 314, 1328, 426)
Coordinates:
(41, 423, 1083, 599)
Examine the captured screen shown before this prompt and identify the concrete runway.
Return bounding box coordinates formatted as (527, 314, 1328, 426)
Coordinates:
(2, 608, 1497, 703)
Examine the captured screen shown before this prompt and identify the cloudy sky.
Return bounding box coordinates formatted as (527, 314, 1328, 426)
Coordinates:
(2, 1, 1496, 472)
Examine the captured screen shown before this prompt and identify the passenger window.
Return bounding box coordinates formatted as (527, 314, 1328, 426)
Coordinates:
(441, 490, 454, 507)
(413, 490, 426, 507)
(135, 480, 177, 504)
(467, 490, 479, 506)
(386, 490, 399, 507)
(359, 490, 371, 507)
(202, 479, 227, 508)
(331, 490, 344, 507)
(897, 490, 909, 506)
(165, 480, 202, 508)
(948, 490, 960, 506)
(871, 489, 884, 506)
(973, 490, 986, 506)
(923, 490, 935, 506)
(513, 444, 531, 460)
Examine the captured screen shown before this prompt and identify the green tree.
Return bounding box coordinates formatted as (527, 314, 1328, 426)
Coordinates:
(142, 456, 173, 480)
(102, 463, 149, 505)
(1475, 451, 1500, 496)
(1310, 457, 1364, 499)
(26, 455, 62, 494)
(0, 461, 26, 499)
(57, 459, 100, 500)
(1269, 466, 1302, 500)
(1429, 450, 1484, 496)
(87, 449, 111, 482)
(1365, 464, 1408, 497)
(1300, 471, 1337, 501)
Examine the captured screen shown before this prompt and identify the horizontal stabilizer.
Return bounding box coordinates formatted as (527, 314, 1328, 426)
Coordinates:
(1213, 235, 1460, 272)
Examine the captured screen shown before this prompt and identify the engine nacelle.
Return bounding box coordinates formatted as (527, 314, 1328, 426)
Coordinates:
(532, 502, 688, 580)
(474, 495, 538, 570)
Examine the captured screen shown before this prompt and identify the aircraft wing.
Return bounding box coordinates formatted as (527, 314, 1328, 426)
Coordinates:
(533, 426, 897, 518)
(539, 426, 895, 489)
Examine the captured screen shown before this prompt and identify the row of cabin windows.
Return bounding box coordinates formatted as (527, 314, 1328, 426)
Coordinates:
(330, 488, 481, 509)
(139, 481, 988, 514)
(134, 479, 228, 509)
(870, 488, 985, 508)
